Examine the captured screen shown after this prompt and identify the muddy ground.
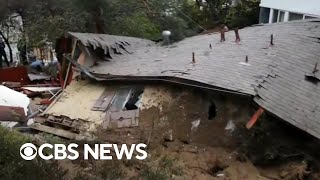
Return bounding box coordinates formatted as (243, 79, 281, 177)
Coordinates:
(32, 85, 320, 179)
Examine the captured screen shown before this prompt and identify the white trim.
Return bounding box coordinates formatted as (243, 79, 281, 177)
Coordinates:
(284, 11, 290, 22)
(260, 0, 320, 17)
(268, 8, 274, 24)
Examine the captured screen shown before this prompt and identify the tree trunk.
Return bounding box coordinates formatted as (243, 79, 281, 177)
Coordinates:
(93, 7, 105, 34)
(0, 30, 13, 63)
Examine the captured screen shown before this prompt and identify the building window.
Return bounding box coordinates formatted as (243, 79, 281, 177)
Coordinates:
(278, 11, 285, 22)
(259, 7, 270, 24)
(289, 13, 303, 21)
(272, 9, 279, 23)
(305, 16, 317, 19)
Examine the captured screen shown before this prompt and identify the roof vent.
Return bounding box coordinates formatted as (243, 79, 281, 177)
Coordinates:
(192, 52, 195, 63)
(239, 55, 251, 66)
(313, 63, 319, 74)
(162, 30, 171, 46)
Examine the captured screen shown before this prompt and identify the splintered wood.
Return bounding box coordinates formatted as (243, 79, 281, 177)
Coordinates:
(103, 110, 139, 129)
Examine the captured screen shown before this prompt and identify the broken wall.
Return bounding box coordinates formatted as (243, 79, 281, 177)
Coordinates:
(139, 85, 253, 148)
(43, 80, 108, 133)
(41, 78, 252, 147)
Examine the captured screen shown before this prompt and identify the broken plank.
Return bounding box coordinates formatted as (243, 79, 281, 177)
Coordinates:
(46, 115, 84, 130)
(0, 105, 26, 122)
(104, 110, 139, 129)
(91, 89, 117, 111)
(21, 87, 61, 92)
(29, 123, 82, 140)
(2, 82, 22, 89)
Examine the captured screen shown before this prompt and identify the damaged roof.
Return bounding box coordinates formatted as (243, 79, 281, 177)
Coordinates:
(253, 21, 320, 138)
(68, 19, 320, 139)
(69, 32, 154, 55)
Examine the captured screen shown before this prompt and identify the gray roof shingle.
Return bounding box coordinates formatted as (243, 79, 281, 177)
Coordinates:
(68, 19, 320, 139)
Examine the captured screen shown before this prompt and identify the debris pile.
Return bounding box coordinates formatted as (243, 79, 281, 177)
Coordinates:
(0, 66, 62, 131)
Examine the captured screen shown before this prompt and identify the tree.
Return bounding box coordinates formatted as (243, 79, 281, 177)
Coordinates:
(0, 28, 13, 63)
(225, 0, 260, 28)
(74, 0, 108, 33)
(0, 0, 15, 63)
(192, 0, 260, 29)
(196, 0, 232, 26)
(0, 0, 260, 52)
(20, 0, 89, 47)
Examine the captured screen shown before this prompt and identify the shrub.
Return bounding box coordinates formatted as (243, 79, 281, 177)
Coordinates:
(0, 127, 67, 180)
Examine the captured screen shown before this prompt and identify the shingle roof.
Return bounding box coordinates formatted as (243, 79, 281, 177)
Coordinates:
(68, 19, 320, 139)
(69, 32, 154, 55)
(253, 21, 320, 138)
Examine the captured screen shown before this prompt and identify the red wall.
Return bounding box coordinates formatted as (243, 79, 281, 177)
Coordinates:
(0, 67, 30, 85)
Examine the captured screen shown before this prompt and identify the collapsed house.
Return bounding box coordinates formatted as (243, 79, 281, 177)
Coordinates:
(30, 19, 319, 145)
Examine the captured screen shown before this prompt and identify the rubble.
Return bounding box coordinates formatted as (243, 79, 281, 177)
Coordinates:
(0, 106, 26, 122)
(0, 19, 319, 179)
(0, 64, 64, 132)
(0, 85, 30, 128)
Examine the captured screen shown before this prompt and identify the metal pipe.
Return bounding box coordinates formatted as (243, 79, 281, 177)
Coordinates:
(26, 89, 62, 120)
(63, 61, 72, 89)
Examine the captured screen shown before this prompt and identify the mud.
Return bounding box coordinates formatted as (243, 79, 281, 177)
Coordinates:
(47, 85, 320, 179)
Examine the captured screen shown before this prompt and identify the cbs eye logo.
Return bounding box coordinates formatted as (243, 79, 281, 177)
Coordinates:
(20, 143, 37, 160)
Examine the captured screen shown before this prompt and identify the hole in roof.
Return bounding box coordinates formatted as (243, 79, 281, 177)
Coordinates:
(305, 75, 319, 84)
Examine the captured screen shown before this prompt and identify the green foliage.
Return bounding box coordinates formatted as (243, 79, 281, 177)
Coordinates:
(22, 0, 89, 47)
(225, 0, 260, 28)
(96, 160, 126, 179)
(73, 0, 109, 33)
(103, 0, 200, 41)
(198, 0, 231, 25)
(138, 155, 183, 180)
(148, 0, 200, 41)
(73, 160, 126, 180)
(39, 132, 66, 144)
(0, 127, 67, 180)
(139, 168, 169, 180)
(1, 0, 260, 49)
(109, 12, 161, 40)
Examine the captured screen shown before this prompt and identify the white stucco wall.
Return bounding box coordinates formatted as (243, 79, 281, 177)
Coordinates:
(260, 0, 320, 17)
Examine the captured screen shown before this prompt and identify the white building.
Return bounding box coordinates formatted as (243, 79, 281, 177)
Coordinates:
(259, 0, 320, 24)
